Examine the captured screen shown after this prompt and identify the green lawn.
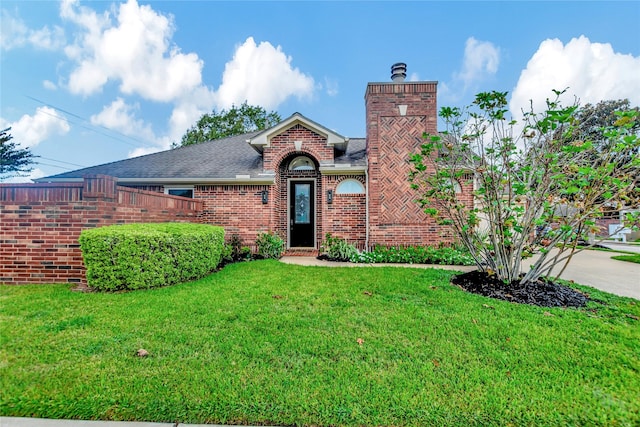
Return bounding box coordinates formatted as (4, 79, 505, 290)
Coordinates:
(611, 253, 640, 264)
(1, 261, 639, 426)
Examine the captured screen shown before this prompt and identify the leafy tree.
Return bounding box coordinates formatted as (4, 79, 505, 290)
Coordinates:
(0, 128, 37, 181)
(568, 99, 640, 205)
(178, 102, 281, 147)
(409, 90, 639, 286)
(571, 99, 639, 146)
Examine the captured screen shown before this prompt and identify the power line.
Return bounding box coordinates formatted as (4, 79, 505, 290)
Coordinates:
(38, 156, 87, 168)
(25, 95, 153, 148)
(27, 101, 139, 148)
(34, 162, 75, 171)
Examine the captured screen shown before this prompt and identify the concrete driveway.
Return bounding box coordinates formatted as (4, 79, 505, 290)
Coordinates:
(282, 247, 640, 300)
(521, 248, 639, 299)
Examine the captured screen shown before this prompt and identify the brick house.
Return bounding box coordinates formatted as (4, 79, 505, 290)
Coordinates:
(37, 64, 473, 252)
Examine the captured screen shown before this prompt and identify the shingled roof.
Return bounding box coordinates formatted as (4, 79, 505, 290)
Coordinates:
(38, 131, 366, 184)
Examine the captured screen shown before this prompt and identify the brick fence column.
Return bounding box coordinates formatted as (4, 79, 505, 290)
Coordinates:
(83, 175, 117, 202)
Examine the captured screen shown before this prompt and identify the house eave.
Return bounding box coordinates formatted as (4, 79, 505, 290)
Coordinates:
(35, 176, 276, 186)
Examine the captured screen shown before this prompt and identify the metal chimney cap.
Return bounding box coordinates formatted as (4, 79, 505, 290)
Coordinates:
(391, 63, 407, 82)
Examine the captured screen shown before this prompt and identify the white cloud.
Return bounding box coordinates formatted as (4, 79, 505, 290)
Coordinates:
(61, 0, 204, 102)
(217, 37, 315, 109)
(409, 72, 421, 82)
(127, 146, 164, 158)
(56, 1, 314, 156)
(43, 80, 58, 90)
(3, 168, 46, 184)
(1, 107, 70, 148)
(455, 37, 500, 90)
(440, 37, 500, 102)
(324, 77, 339, 97)
(0, 9, 64, 51)
(510, 36, 640, 119)
(160, 36, 315, 152)
(91, 98, 156, 142)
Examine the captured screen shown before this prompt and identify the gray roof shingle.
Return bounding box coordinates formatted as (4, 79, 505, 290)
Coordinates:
(41, 132, 366, 181)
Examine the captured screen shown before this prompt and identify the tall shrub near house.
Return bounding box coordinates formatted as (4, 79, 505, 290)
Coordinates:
(79, 223, 224, 291)
(409, 90, 639, 285)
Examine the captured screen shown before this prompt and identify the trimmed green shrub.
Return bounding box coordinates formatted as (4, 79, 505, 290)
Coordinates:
(320, 233, 359, 261)
(220, 234, 252, 266)
(255, 231, 284, 259)
(79, 223, 224, 291)
(353, 244, 474, 265)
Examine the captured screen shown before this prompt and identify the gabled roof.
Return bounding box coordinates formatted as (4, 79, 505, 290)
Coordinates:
(248, 112, 349, 153)
(37, 129, 367, 184)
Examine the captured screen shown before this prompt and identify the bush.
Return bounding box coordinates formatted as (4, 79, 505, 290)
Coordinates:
(256, 232, 284, 259)
(79, 223, 224, 291)
(320, 233, 359, 261)
(352, 244, 474, 265)
(221, 234, 252, 266)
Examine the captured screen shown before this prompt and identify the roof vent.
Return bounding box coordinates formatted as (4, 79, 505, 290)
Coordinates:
(391, 63, 407, 82)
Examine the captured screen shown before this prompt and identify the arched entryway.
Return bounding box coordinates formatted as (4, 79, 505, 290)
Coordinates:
(280, 154, 321, 248)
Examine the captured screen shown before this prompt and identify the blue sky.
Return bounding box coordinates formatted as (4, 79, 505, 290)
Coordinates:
(1, 0, 639, 181)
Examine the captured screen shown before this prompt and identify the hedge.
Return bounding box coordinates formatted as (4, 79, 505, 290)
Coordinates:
(78, 223, 225, 291)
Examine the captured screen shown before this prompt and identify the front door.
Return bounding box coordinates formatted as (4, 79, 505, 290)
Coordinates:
(290, 180, 315, 247)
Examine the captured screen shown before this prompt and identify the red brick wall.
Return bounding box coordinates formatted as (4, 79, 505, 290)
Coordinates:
(322, 175, 366, 248)
(263, 124, 333, 172)
(365, 81, 467, 246)
(196, 184, 273, 245)
(0, 175, 201, 285)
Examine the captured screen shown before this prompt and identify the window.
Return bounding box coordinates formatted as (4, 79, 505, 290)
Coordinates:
(601, 207, 619, 219)
(448, 179, 462, 194)
(165, 187, 194, 198)
(336, 179, 365, 194)
(288, 156, 316, 171)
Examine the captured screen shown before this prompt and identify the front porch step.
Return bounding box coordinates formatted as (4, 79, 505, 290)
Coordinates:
(283, 248, 319, 257)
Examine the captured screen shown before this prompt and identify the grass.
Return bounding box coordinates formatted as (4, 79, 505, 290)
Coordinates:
(611, 253, 640, 264)
(1, 261, 639, 426)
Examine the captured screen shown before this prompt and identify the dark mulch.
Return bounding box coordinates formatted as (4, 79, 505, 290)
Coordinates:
(316, 254, 350, 262)
(451, 270, 589, 308)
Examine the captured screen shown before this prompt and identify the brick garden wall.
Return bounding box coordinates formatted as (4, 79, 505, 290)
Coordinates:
(0, 175, 202, 286)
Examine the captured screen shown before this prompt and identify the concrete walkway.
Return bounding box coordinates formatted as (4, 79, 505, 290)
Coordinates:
(281, 247, 640, 300)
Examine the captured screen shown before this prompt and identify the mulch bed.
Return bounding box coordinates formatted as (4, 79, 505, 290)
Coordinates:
(451, 270, 589, 308)
(316, 254, 349, 262)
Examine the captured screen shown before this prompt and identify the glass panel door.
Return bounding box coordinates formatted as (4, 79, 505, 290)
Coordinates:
(290, 181, 315, 247)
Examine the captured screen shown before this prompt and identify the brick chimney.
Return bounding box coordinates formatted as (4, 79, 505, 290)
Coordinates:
(365, 64, 439, 246)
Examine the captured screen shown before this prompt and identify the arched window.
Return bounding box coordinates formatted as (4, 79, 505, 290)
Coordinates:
(288, 156, 316, 171)
(449, 179, 462, 193)
(336, 179, 365, 194)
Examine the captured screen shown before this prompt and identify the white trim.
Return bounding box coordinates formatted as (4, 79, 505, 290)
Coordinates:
(287, 177, 318, 250)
